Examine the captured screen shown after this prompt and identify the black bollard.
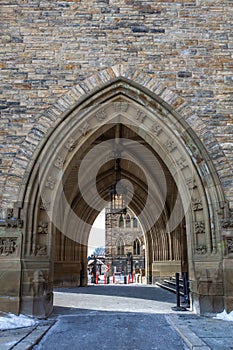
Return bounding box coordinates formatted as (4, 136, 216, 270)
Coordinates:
(175, 272, 180, 308)
(171, 272, 186, 311)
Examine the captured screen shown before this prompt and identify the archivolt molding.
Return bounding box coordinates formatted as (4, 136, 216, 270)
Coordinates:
(17, 88, 224, 263)
(1, 69, 228, 264)
(2, 66, 229, 214)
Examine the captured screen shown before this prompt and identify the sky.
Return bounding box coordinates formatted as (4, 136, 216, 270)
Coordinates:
(88, 209, 105, 256)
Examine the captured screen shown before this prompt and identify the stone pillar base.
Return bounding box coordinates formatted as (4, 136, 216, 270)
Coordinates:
(192, 293, 224, 314)
(190, 279, 224, 315)
(20, 293, 53, 319)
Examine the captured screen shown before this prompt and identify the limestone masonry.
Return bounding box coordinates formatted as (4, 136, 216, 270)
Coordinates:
(0, 0, 233, 317)
(0, 0, 232, 210)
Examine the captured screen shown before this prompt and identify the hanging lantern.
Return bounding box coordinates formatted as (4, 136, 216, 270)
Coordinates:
(109, 155, 127, 214)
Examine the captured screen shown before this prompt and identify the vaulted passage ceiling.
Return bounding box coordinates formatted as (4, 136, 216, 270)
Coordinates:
(61, 122, 180, 237)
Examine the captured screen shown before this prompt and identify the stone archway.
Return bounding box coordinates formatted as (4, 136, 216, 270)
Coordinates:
(0, 76, 229, 317)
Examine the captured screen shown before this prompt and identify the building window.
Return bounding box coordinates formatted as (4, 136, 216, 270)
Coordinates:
(133, 239, 140, 255)
(119, 214, 124, 228)
(126, 214, 131, 228)
(133, 217, 138, 228)
(117, 237, 125, 255)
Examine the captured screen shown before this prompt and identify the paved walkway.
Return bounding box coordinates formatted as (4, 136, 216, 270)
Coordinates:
(0, 284, 232, 349)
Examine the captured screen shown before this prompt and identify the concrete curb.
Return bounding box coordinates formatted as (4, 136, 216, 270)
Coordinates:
(166, 315, 211, 350)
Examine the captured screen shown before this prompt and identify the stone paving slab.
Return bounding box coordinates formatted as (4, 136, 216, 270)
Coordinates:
(1, 285, 233, 350)
(0, 322, 54, 350)
(168, 314, 233, 350)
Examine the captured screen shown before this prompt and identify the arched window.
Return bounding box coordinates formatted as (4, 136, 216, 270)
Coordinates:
(119, 214, 124, 228)
(117, 237, 125, 255)
(126, 214, 131, 228)
(133, 217, 138, 228)
(133, 239, 140, 255)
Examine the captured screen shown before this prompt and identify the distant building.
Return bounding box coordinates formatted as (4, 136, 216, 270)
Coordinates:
(105, 206, 145, 277)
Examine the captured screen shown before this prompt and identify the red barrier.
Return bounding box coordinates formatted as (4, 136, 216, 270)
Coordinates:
(96, 275, 99, 284)
(104, 274, 106, 284)
(132, 274, 135, 283)
(112, 275, 115, 284)
(128, 274, 130, 284)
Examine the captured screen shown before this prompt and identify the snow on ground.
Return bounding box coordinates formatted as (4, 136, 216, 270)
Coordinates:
(0, 313, 36, 330)
(214, 310, 233, 321)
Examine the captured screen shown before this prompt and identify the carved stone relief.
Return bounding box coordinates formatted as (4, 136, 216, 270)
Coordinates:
(221, 218, 233, 229)
(3, 208, 23, 228)
(136, 110, 146, 123)
(192, 199, 203, 211)
(6, 217, 23, 228)
(151, 123, 162, 136)
(164, 139, 176, 152)
(65, 138, 76, 152)
(176, 157, 188, 170)
(225, 238, 233, 255)
(195, 222, 205, 234)
(40, 200, 50, 211)
(186, 177, 197, 190)
(79, 122, 90, 136)
(96, 109, 107, 122)
(54, 156, 65, 170)
(0, 237, 17, 256)
(45, 176, 57, 190)
(36, 245, 47, 256)
(114, 102, 129, 112)
(195, 245, 207, 255)
(38, 221, 48, 234)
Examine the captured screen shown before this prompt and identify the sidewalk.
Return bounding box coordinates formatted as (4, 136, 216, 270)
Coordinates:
(167, 314, 233, 350)
(0, 321, 54, 350)
(1, 312, 232, 350)
(0, 285, 233, 350)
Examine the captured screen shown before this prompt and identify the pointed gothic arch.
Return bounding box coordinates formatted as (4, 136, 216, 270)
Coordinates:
(1, 74, 230, 317)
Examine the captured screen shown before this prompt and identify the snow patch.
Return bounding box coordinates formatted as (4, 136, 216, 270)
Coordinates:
(214, 310, 233, 322)
(0, 313, 36, 330)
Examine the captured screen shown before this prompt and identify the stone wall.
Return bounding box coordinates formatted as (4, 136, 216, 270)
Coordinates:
(0, 0, 233, 212)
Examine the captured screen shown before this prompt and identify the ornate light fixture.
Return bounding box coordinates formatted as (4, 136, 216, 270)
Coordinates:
(109, 146, 127, 215)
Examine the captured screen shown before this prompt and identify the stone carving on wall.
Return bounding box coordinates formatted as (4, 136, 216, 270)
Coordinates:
(151, 123, 162, 136)
(65, 138, 76, 152)
(4, 208, 23, 228)
(96, 109, 107, 122)
(221, 218, 233, 229)
(53, 156, 65, 170)
(192, 199, 203, 211)
(195, 221, 205, 234)
(176, 157, 188, 170)
(40, 200, 50, 211)
(136, 110, 146, 123)
(38, 221, 48, 234)
(45, 176, 56, 190)
(6, 217, 23, 228)
(195, 245, 207, 255)
(114, 102, 129, 112)
(0, 237, 17, 256)
(36, 245, 47, 256)
(164, 139, 176, 152)
(186, 177, 197, 190)
(225, 238, 233, 255)
(79, 122, 89, 136)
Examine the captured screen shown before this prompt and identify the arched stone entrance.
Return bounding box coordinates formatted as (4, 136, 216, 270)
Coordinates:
(0, 75, 230, 318)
